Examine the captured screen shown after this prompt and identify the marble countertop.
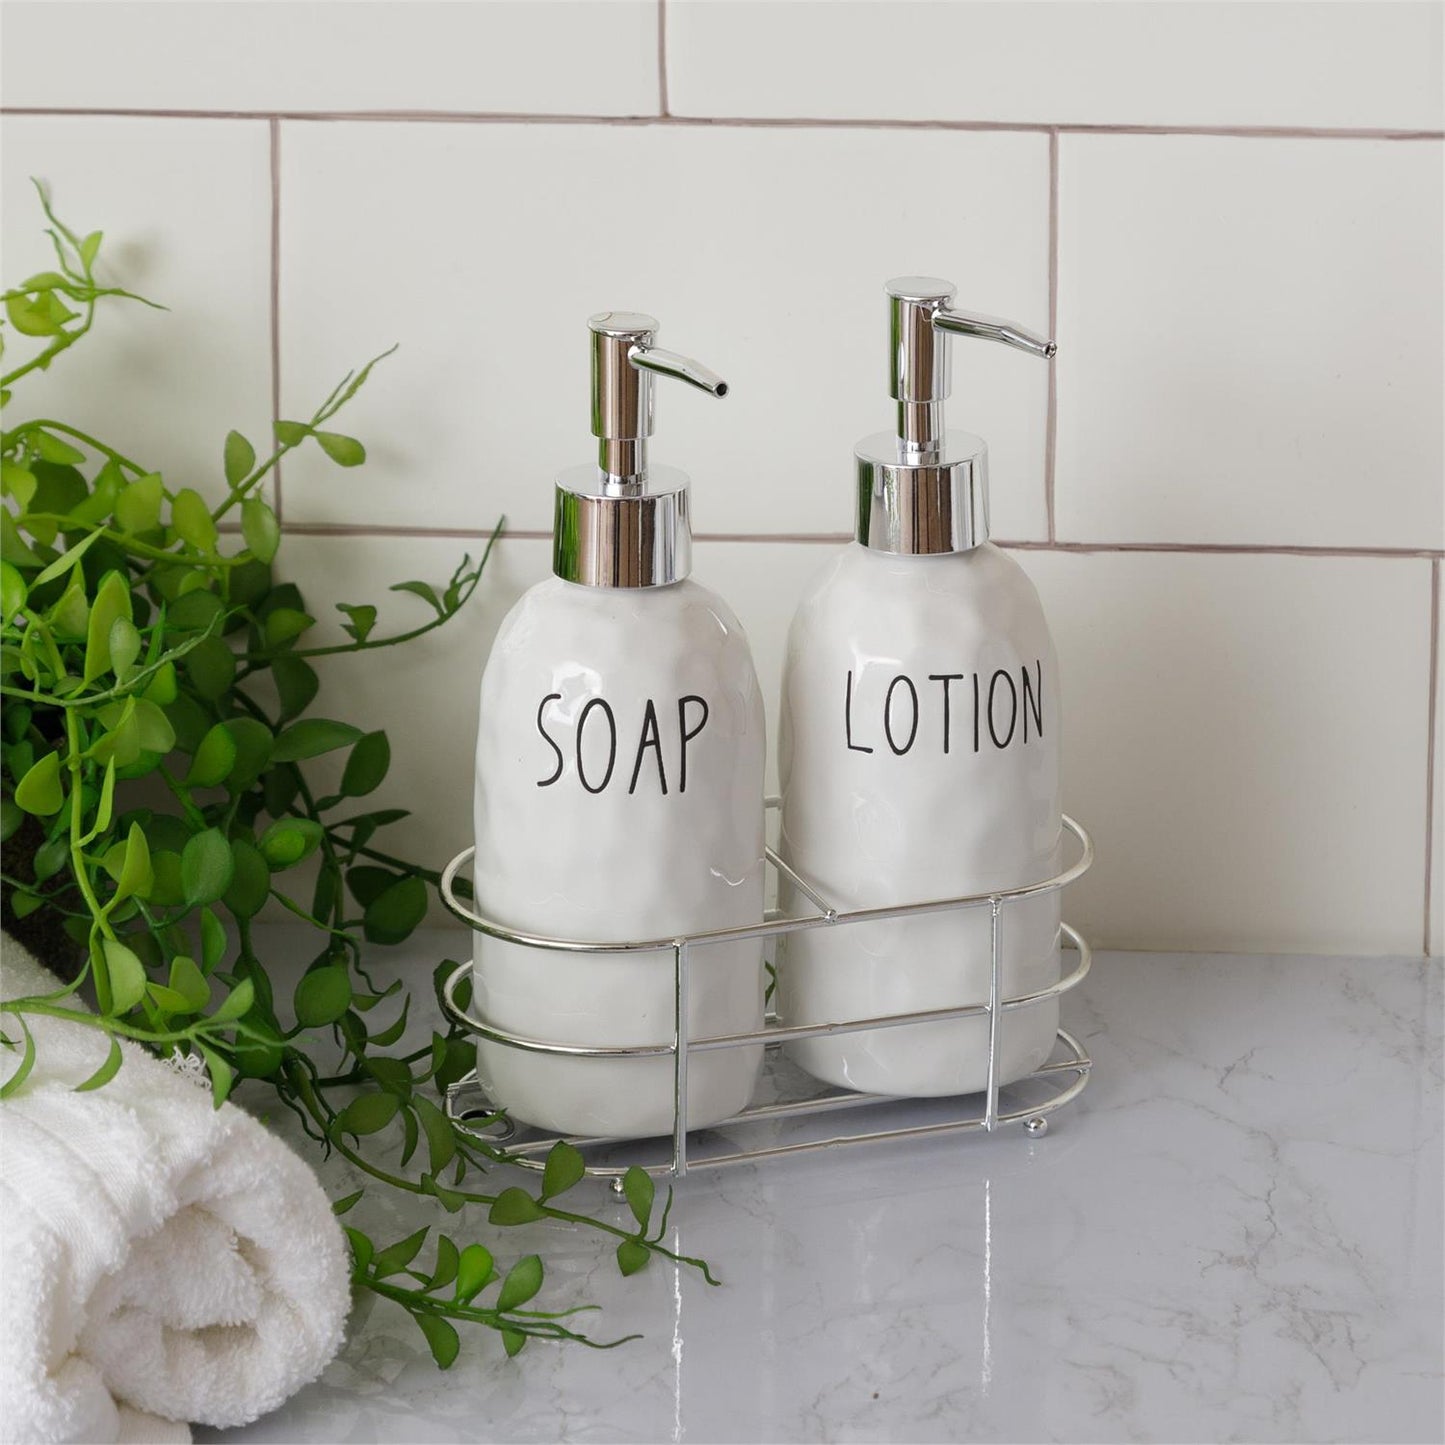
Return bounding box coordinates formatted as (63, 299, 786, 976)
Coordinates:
(202, 942, 1442, 1445)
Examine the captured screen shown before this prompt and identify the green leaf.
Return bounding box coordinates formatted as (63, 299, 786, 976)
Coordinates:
(257, 816, 323, 869)
(331, 1189, 364, 1216)
(367, 995, 411, 1048)
(181, 828, 234, 906)
(112, 821, 153, 904)
(0, 1018, 36, 1099)
(31, 529, 101, 588)
(488, 1187, 544, 1227)
(363, 874, 427, 945)
(391, 579, 442, 613)
(80, 230, 103, 268)
(413, 1094, 457, 1177)
(274, 420, 311, 447)
(143, 659, 178, 706)
(263, 607, 315, 649)
(416, 1312, 459, 1370)
(76, 1036, 124, 1091)
(82, 571, 132, 682)
(184, 723, 237, 788)
(341, 730, 389, 797)
(224, 430, 256, 489)
(1, 459, 37, 510)
(336, 602, 376, 643)
(169, 955, 211, 1012)
(99, 938, 146, 1014)
(270, 718, 363, 763)
(15, 751, 63, 815)
(501, 1328, 526, 1358)
(540, 1141, 586, 1201)
(5, 290, 61, 336)
(223, 839, 270, 918)
(495, 1254, 543, 1312)
(333, 1090, 401, 1136)
(224, 717, 272, 791)
(294, 964, 352, 1027)
(169, 589, 223, 632)
(315, 431, 366, 467)
(197, 1041, 234, 1106)
(108, 617, 142, 683)
(0, 560, 27, 622)
(114, 474, 163, 534)
(30, 430, 85, 466)
(239, 497, 279, 564)
(88, 757, 118, 839)
(373, 1226, 429, 1279)
(270, 654, 319, 721)
(429, 1235, 460, 1291)
(210, 976, 255, 1024)
(184, 636, 236, 700)
(0, 799, 21, 844)
(132, 699, 176, 755)
(344, 1226, 373, 1272)
(616, 1239, 650, 1277)
(454, 1243, 495, 1303)
(171, 488, 218, 552)
(622, 1167, 655, 1232)
(199, 906, 227, 971)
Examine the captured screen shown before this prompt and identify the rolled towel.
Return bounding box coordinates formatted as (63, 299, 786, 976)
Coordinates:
(1, 939, 352, 1444)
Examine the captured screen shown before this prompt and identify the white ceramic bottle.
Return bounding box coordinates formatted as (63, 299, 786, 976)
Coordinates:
(472, 312, 765, 1138)
(777, 278, 1061, 1098)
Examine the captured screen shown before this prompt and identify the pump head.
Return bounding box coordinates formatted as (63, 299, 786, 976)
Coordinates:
(554, 312, 728, 588)
(857, 277, 1055, 556)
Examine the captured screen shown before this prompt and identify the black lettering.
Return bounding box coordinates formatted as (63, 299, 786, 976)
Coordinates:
(1021, 659, 1043, 743)
(988, 670, 1017, 749)
(972, 673, 981, 753)
(928, 674, 964, 754)
(677, 695, 709, 794)
(883, 675, 919, 755)
(845, 670, 874, 754)
(576, 698, 617, 794)
(535, 692, 564, 787)
(628, 698, 668, 796)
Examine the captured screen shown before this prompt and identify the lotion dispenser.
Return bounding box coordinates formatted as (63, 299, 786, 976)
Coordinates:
(777, 278, 1061, 1098)
(472, 312, 766, 1138)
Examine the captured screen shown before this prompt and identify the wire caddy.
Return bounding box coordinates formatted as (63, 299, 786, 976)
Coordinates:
(439, 807, 1094, 1183)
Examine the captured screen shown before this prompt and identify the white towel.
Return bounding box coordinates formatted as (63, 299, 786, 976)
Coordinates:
(0, 939, 352, 1444)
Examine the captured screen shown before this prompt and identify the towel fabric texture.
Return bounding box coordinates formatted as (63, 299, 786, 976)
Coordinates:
(1, 940, 352, 1443)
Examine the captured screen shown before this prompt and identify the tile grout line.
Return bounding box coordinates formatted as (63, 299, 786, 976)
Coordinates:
(269, 118, 283, 525)
(657, 0, 670, 117)
(276, 522, 1445, 560)
(1425, 558, 1440, 955)
(4, 106, 1441, 141)
(1045, 128, 1059, 544)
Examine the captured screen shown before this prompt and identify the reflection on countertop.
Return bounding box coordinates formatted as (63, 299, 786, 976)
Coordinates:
(202, 938, 1443, 1445)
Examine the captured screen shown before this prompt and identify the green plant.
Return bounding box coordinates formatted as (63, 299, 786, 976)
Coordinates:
(0, 184, 713, 1365)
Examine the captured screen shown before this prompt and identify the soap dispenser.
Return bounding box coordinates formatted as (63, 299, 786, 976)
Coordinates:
(776, 278, 1061, 1098)
(471, 312, 766, 1138)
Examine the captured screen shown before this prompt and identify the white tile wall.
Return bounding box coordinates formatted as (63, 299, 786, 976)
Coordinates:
(1028, 550, 1434, 955)
(1431, 565, 1443, 956)
(0, 1, 660, 116)
(3, 1, 1441, 956)
(667, 0, 1445, 132)
(1, 116, 274, 506)
(278, 120, 1051, 541)
(1055, 135, 1445, 551)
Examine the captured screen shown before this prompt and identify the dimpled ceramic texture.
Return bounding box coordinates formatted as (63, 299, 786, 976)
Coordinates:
(472, 576, 766, 1137)
(777, 542, 1062, 1097)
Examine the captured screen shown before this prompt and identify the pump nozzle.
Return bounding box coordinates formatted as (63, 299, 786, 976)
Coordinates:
(886, 277, 1054, 451)
(588, 312, 727, 485)
(855, 278, 1056, 556)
